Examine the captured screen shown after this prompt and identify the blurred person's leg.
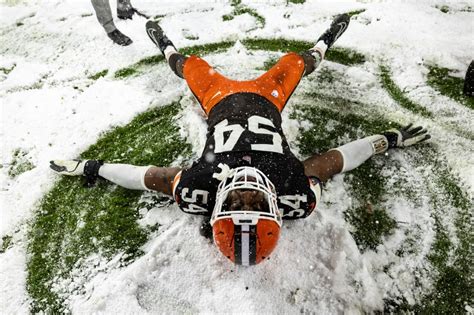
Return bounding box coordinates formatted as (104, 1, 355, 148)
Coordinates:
(91, 0, 132, 46)
(117, 0, 134, 20)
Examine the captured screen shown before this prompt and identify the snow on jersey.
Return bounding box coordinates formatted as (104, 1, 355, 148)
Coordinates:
(174, 93, 320, 219)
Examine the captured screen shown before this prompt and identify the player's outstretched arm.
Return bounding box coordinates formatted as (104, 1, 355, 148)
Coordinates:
(49, 160, 181, 196)
(303, 124, 430, 182)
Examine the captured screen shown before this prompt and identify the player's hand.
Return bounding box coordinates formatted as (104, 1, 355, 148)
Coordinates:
(384, 123, 431, 148)
(49, 160, 86, 176)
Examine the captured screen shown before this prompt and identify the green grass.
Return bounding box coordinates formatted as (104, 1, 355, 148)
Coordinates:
(242, 38, 366, 66)
(296, 93, 395, 152)
(376, 144, 473, 314)
(88, 69, 108, 80)
(325, 47, 366, 66)
(378, 63, 473, 313)
(294, 93, 472, 312)
(184, 34, 199, 41)
(114, 67, 139, 79)
(315, 66, 340, 84)
(345, 204, 397, 251)
(234, 7, 265, 28)
(8, 148, 35, 178)
(293, 94, 399, 250)
(181, 41, 235, 57)
(27, 102, 191, 313)
(152, 14, 166, 20)
(0, 64, 15, 74)
(113, 38, 365, 79)
(82, 103, 191, 164)
(436, 5, 450, 13)
(27, 36, 472, 314)
(113, 41, 234, 78)
(28, 179, 146, 313)
(222, 14, 234, 21)
(427, 65, 474, 110)
(28, 41, 367, 312)
(287, 0, 306, 4)
(257, 56, 279, 71)
(416, 149, 473, 314)
(344, 159, 398, 251)
(346, 9, 366, 17)
(0, 235, 13, 253)
(377, 64, 473, 312)
(380, 65, 433, 117)
(222, 0, 265, 29)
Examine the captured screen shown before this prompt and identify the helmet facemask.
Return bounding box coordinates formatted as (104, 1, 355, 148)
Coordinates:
(210, 166, 282, 227)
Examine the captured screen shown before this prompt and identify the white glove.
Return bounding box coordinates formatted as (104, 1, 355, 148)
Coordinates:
(383, 124, 431, 148)
(49, 160, 87, 176)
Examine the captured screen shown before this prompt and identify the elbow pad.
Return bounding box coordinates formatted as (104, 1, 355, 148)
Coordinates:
(330, 135, 388, 173)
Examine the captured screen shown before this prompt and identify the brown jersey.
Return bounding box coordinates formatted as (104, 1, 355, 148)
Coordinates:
(173, 93, 321, 219)
(172, 52, 321, 219)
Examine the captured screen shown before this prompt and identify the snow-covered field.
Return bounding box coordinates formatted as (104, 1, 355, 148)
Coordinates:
(1, 0, 473, 313)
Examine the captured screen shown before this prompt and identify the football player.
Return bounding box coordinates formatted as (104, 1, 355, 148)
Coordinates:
(50, 15, 430, 266)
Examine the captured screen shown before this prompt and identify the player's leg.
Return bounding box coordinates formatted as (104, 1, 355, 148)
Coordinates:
(257, 52, 306, 111)
(117, 0, 133, 20)
(145, 21, 228, 114)
(301, 13, 350, 76)
(146, 20, 187, 78)
(256, 13, 351, 112)
(91, 0, 115, 33)
(182, 55, 231, 114)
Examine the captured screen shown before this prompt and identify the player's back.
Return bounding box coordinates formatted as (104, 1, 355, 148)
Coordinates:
(174, 93, 317, 219)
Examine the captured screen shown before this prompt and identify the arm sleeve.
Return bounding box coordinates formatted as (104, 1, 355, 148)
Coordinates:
(330, 135, 388, 172)
(98, 163, 152, 190)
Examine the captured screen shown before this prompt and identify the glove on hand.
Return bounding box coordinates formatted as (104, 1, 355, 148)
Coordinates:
(50, 160, 104, 187)
(383, 123, 431, 148)
(50, 160, 86, 176)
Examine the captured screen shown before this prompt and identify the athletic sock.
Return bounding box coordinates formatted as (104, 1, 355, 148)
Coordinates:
(163, 46, 178, 62)
(301, 41, 327, 76)
(310, 41, 328, 61)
